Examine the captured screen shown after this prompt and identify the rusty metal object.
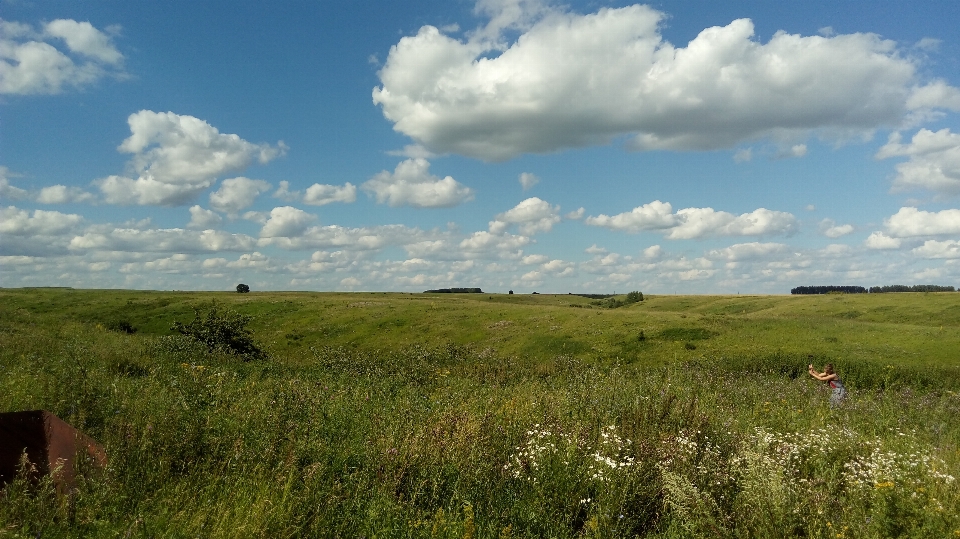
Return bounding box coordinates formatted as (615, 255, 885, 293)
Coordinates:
(0, 410, 107, 492)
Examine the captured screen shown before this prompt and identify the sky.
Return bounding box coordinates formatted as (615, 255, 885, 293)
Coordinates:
(2, 0, 960, 294)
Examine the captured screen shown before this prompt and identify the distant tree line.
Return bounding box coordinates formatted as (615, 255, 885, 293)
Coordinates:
(791, 286, 867, 295)
(424, 288, 483, 293)
(792, 284, 957, 294)
(868, 285, 956, 293)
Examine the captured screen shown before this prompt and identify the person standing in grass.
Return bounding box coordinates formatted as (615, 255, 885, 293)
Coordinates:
(808, 362, 847, 406)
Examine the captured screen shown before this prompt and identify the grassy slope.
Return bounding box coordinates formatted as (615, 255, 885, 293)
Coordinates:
(2, 288, 959, 537)
(3, 288, 958, 369)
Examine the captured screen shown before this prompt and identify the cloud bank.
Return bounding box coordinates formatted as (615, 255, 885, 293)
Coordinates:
(374, 3, 959, 160)
(586, 200, 797, 239)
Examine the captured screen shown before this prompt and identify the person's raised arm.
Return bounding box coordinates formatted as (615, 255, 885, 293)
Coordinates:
(808, 364, 831, 381)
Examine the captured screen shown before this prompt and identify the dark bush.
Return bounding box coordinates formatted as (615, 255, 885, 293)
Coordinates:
(106, 319, 137, 334)
(171, 304, 266, 360)
(236, 283, 250, 293)
(625, 291, 644, 303)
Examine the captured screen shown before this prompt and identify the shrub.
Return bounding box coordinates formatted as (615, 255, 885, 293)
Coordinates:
(106, 319, 137, 334)
(236, 283, 250, 293)
(625, 291, 644, 303)
(171, 304, 266, 360)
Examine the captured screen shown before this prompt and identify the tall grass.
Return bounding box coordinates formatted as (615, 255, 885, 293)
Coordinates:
(1, 291, 959, 537)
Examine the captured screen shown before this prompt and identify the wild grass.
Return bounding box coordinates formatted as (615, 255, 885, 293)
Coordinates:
(1, 289, 958, 537)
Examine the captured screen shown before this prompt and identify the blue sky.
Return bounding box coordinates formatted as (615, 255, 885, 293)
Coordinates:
(2, 0, 960, 293)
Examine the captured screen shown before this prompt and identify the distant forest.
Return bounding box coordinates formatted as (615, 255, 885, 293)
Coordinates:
(868, 285, 956, 293)
(791, 285, 956, 294)
(791, 286, 866, 294)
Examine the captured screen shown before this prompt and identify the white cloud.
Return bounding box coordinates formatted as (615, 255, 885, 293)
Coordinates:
(0, 167, 29, 201)
(565, 207, 585, 220)
(585, 244, 607, 254)
(707, 242, 787, 261)
(386, 144, 436, 159)
(733, 148, 752, 163)
(488, 197, 560, 235)
(209, 177, 271, 214)
(0, 18, 124, 95)
(914, 38, 941, 52)
(778, 144, 808, 159)
(96, 175, 208, 206)
(303, 182, 357, 206)
(69, 228, 257, 254)
(805, 204, 816, 211)
(542, 259, 572, 273)
(35, 184, 97, 204)
(225, 251, 271, 269)
(824, 224, 854, 238)
(864, 231, 902, 249)
(44, 19, 123, 65)
(668, 207, 794, 240)
(374, 4, 948, 160)
(362, 158, 473, 207)
(906, 80, 960, 112)
(885, 206, 960, 237)
(598, 253, 620, 265)
(459, 231, 530, 255)
(819, 218, 854, 238)
(876, 129, 960, 195)
(912, 239, 960, 259)
(519, 172, 539, 190)
(259, 206, 317, 238)
(587, 201, 796, 239)
(272, 180, 300, 202)
(521, 254, 548, 264)
(642, 245, 662, 259)
(520, 270, 542, 282)
(264, 223, 430, 252)
(187, 205, 223, 230)
(585, 200, 677, 233)
(0, 206, 83, 236)
(242, 211, 268, 225)
(97, 111, 286, 206)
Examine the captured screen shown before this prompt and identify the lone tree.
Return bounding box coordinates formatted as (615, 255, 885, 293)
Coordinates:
(236, 283, 250, 293)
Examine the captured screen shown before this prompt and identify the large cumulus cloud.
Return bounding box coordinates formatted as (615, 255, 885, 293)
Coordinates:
(373, 3, 958, 161)
(96, 111, 286, 206)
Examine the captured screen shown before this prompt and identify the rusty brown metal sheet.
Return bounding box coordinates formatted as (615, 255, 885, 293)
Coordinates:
(0, 410, 107, 492)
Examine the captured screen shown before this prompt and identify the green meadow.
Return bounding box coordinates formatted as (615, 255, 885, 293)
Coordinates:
(1, 288, 959, 537)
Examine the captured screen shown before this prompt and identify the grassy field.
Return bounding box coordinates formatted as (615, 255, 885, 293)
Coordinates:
(1, 288, 959, 537)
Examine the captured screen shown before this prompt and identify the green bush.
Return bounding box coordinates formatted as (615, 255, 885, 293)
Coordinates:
(625, 291, 644, 303)
(171, 304, 266, 360)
